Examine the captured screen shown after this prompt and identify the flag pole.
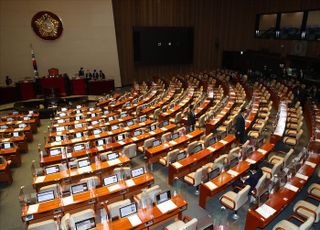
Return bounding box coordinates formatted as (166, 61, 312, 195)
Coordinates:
(30, 44, 39, 79)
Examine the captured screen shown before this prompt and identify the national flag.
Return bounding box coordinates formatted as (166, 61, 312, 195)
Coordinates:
(30, 44, 39, 78)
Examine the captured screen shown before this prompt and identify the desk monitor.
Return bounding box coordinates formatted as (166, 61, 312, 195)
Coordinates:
(91, 113, 96, 118)
(119, 202, 137, 218)
(111, 125, 119, 131)
(13, 111, 18, 115)
(161, 120, 169, 127)
(150, 124, 156, 131)
(61, 107, 67, 112)
(104, 110, 109, 115)
(177, 151, 186, 161)
(192, 144, 203, 154)
(131, 167, 145, 178)
(78, 158, 90, 168)
(45, 165, 60, 175)
(103, 174, 118, 186)
(7, 118, 13, 121)
(71, 182, 88, 195)
(3, 143, 12, 149)
(207, 136, 216, 146)
(134, 130, 142, 136)
(74, 144, 85, 152)
(117, 134, 125, 141)
(56, 126, 65, 132)
(93, 129, 101, 135)
(13, 132, 19, 137)
(89, 107, 95, 111)
(156, 190, 171, 204)
(59, 112, 66, 117)
(107, 152, 119, 161)
(75, 132, 83, 138)
(55, 136, 63, 142)
(208, 168, 220, 181)
(24, 116, 31, 120)
(108, 116, 114, 121)
(140, 116, 147, 122)
(75, 217, 96, 230)
(229, 157, 239, 168)
(96, 139, 105, 146)
(91, 120, 99, 126)
(220, 131, 227, 139)
(153, 139, 161, 147)
(172, 132, 179, 140)
(243, 146, 254, 158)
(162, 108, 167, 113)
(76, 105, 82, 109)
(36, 190, 55, 203)
(74, 123, 83, 129)
(19, 123, 27, 128)
(150, 101, 155, 106)
(120, 113, 127, 118)
(127, 120, 134, 126)
(50, 148, 61, 156)
(57, 119, 64, 124)
(0, 125, 8, 129)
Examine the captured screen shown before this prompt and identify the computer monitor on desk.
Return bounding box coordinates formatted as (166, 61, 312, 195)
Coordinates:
(120, 112, 127, 118)
(131, 167, 145, 178)
(50, 148, 62, 156)
(127, 120, 134, 126)
(139, 115, 147, 122)
(93, 129, 101, 135)
(74, 123, 83, 129)
(160, 120, 169, 127)
(103, 174, 118, 186)
(172, 132, 179, 140)
(108, 116, 114, 122)
(74, 144, 85, 152)
(3, 142, 12, 149)
(107, 152, 119, 161)
(45, 165, 60, 175)
(96, 139, 105, 146)
(208, 168, 220, 181)
(119, 203, 138, 218)
(111, 125, 119, 131)
(36, 190, 55, 203)
(13, 132, 19, 137)
(156, 190, 171, 204)
(153, 139, 161, 147)
(75, 217, 96, 230)
(229, 157, 239, 169)
(191, 144, 203, 154)
(71, 182, 88, 195)
(56, 126, 65, 132)
(77, 158, 90, 168)
(176, 151, 186, 161)
(134, 130, 142, 136)
(116, 134, 125, 142)
(75, 132, 83, 138)
(150, 124, 156, 131)
(55, 136, 63, 142)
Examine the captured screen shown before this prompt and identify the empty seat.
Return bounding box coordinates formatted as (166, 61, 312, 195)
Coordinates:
(28, 219, 58, 230)
(107, 199, 131, 219)
(138, 137, 155, 153)
(165, 217, 198, 230)
(123, 143, 137, 158)
(79, 176, 101, 189)
(159, 149, 179, 167)
(61, 209, 96, 230)
(272, 215, 314, 230)
(262, 160, 283, 179)
(294, 200, 320, 223)
(133, 185, 161, 204)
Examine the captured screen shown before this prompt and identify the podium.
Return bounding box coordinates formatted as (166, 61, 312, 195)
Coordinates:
(17, 81, 36, 100)
(87, 79, 114, 95)
(71, 78, 87, 95)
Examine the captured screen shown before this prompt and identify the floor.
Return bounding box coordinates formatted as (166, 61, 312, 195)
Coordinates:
(0, 104, 319, 230)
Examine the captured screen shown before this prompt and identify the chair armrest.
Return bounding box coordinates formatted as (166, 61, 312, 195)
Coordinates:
(269, 156, 281, 165)
(184, 175, 195, 185)
(288, 214, 305, 223)
(309, 187, 320, 199)
(183, 216, 192, 222)
(307, 194, 320, 202)
(294, 205, 317, 220)
(219, 195, 235, 209)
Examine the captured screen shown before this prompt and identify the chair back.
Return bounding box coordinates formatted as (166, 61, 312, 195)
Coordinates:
(107, 199, 131, 219)
(79, 176, 101, 189)
(184, 218, 198, 230)
(28, 219, 58, 230)
(123, 143, 137, 158)
(299, 216, 315, 230)
(166, 149, 179, 165)
(194, 168, 204, 186)
(161, 132, 172, 143)
(69, 209, 95, 229)
(113, 167, 131, 180)
(186, 141, 199, 155)
(144, 137, 155, 149)
(235, 185, 251, 210)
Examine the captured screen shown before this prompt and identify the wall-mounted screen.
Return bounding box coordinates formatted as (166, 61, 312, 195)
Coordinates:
(133, 27, 193, 65)
(279, 12, 303, 39)
(306, 10, 320, 40)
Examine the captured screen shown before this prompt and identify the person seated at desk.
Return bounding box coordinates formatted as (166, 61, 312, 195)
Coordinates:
(233, 163, 263, 194)
(99, 70, 105, 79)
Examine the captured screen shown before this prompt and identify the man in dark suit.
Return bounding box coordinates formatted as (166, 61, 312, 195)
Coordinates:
(92, 69, 99, 80)
(233, 163, 263, 194)
(235, 109, 246, 144)
(187, 105, 196, 132)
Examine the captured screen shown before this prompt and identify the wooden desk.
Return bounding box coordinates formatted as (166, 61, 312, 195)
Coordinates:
(0, 135, 28, 153)
(270, 102, 287, 144)
(123, 90, 157, 112)
(168, 135, 236, 185)
(0, 119, 37, 133)
(181, 98, 213, 125)
(206, 98, 236, 134)
(159, 88, 194, 121)
(95, 194, 187, 230)
(0, 162, 13, 184)
(145, 129, 204, 166)
(109, 93, 139, 110)
(22, 173, 154, 222)
(245, 99, 260, 131)
(245, 153, 320, 230)
(0, 146, 21, 167)
(96, 93, 121, 107)
(199, 143, 274, 209)
(41, 124, 177, 166)
(33, 154, 130, 191)
(0, 127, 33, 142)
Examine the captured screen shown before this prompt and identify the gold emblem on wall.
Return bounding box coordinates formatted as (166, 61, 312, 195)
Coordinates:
(31, 11, 63, 40)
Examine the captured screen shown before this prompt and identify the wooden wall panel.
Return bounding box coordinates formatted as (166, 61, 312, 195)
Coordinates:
(112, 0, 320, 85)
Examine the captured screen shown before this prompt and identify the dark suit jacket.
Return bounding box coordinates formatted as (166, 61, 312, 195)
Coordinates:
(187, 110, 196, 126)
(235, 113, 245, 142)
(245, 169, 263, 190)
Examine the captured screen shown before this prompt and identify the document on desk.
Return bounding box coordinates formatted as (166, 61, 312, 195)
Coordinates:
(186, 134, 193, 138)
(62, 196, 74, 205)
(27, 204, 39, 214)
(295, 173, 308, 181)
(208, 146, 216, 152)
(108, 158, 121, 166)
(172, 162, 183, 169)
(255, 204, 276, 219)
(257, 149, 267, 155)
(150, 131, 156, 135)
(219, 140, 228, 145)
(227, 169, 239, 177)
(124, 127, 130, 131)
(125, 179, 136, 187)
(71, 138, 81, 143)
(205, 181, 217, 190)
(35, 176, 46, 183)
(161, 127, 167, 131)
(156, 200, 177, 214)
(77, 166, 92, 174)
(245, 158, 256, 164)
(284, 183, 299, 192)
(95, 134, 101, 138)
(54, 141, 62, 145)
(118, 141, 126, 145)
(132, 137, 138, 141)
(107, 184, 121, 192)
(169, 140, 177, 145)
(128, 214, 142, 227)
(305, 161, 316, 168)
